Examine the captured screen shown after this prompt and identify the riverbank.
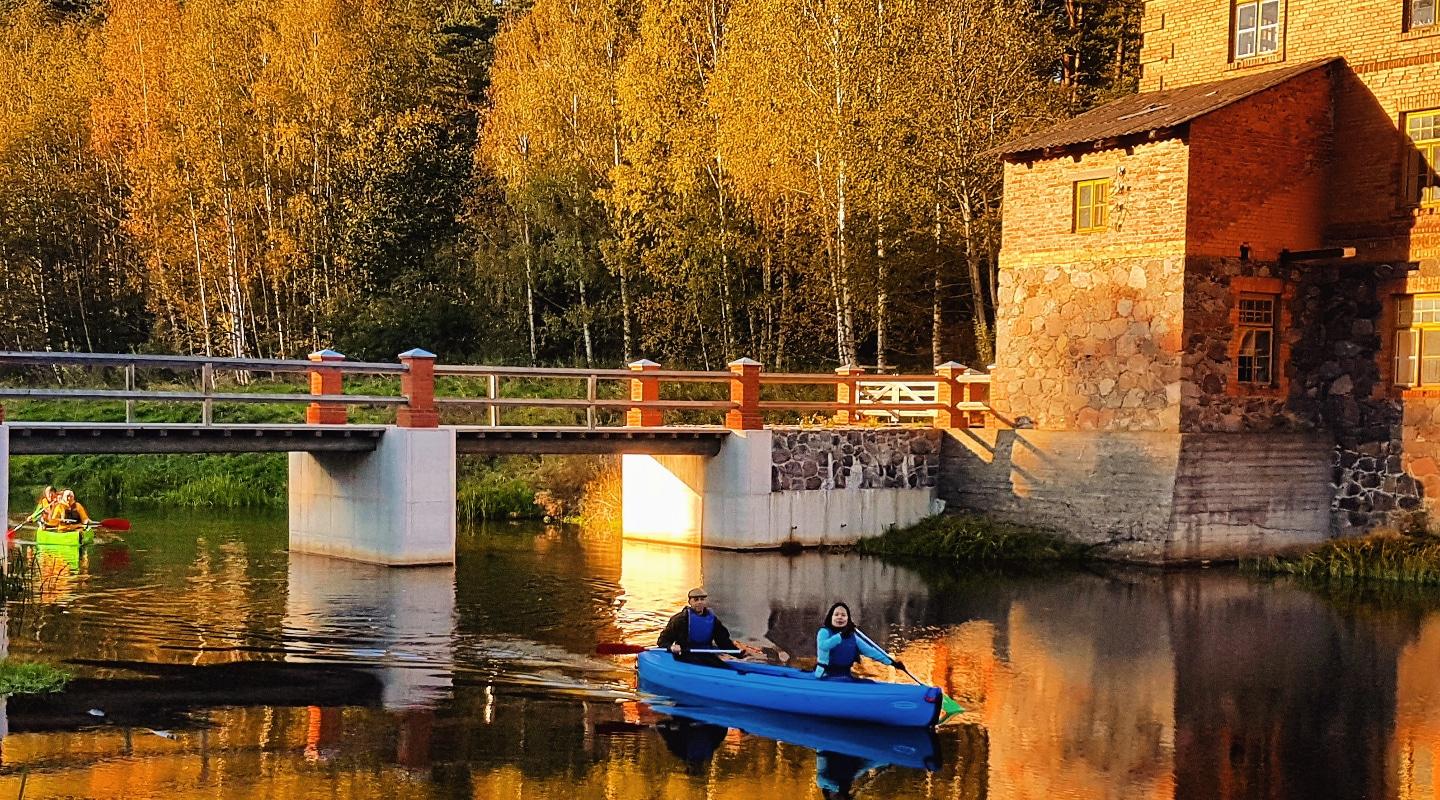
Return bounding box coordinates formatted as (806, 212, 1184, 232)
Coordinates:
(857, 513, 1091, 563)
(1245, 529, 1440, 586)
(9, 452, 612, 522)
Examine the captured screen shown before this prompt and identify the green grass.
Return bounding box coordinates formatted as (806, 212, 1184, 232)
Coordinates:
(1244, 530, 1440, 586)
(0, 660, 71, 695)
(858, 513, 1091, 563)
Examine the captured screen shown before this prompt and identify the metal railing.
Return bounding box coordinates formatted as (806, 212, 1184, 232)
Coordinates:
(0, 351, 992, 431)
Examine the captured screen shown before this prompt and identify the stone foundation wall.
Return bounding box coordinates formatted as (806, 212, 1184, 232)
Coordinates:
(992, 255, 1186, 432)
(940, 429, 1334, 560)
(769, 428, 941, 492)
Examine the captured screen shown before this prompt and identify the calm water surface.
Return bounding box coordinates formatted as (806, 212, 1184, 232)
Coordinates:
(2, 513, 1440, 799)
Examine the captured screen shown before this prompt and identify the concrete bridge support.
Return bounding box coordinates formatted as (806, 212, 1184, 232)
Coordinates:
(288, 427, 457, 565)
(622, 427, 940, 549)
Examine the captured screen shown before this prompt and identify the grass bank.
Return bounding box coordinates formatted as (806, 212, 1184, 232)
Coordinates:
(1245, 529, 1440, 586)
(858, 513, 1091, 563)
(0, 660, 71, 696)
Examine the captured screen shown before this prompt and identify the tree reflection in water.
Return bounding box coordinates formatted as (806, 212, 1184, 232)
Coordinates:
(0, 513, 1436, 799)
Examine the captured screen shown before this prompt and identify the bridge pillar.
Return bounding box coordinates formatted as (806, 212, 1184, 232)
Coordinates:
(832, 365, 865, 424)
(288, 427, 456, 565)
(307, 349, 348, 425)
(627, 360, 662, 427)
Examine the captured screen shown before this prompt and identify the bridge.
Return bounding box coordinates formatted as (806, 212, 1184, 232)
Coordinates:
(0, 350, 990, 566)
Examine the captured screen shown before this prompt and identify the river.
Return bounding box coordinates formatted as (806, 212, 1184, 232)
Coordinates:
(1, 513, 1438, 799)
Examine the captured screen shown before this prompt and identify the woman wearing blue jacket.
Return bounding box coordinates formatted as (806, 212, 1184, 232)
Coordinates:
(813, 602, 905, 679)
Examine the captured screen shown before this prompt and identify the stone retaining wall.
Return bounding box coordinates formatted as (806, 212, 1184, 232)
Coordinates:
(770, 428, 941, 492)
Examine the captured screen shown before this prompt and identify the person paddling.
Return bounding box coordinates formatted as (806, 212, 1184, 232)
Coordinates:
(45, 489, 91, 528)
(658, 587, 767, 668)
(814, 602, 904, 680)
(25, 486, 58, 525)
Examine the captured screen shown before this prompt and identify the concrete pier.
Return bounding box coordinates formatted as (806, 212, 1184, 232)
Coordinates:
(622, 428, 938, 549)
(289, 427, 457, 565)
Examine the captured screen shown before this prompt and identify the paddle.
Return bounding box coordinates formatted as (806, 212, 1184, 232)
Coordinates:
(5, 520, 32, 538)
(597, 643, 742, 656)
(97, 518, 131, 531)
(854, 627, 964, 717)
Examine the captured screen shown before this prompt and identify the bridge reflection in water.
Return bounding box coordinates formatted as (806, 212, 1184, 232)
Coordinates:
(0, 520, 1438, 798)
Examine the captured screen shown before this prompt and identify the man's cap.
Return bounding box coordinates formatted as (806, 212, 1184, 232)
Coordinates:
(687, 587, 707, 599)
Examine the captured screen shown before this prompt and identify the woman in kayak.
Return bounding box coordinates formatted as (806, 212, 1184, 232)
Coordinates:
(814, 602, 904, 680)
(25, 486, 58, 524)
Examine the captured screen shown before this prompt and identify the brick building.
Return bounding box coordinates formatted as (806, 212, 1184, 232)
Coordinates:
(943, 0, 1440, 559)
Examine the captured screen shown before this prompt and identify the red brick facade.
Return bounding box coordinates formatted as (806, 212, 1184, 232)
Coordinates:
(995, 0, 1440, 533)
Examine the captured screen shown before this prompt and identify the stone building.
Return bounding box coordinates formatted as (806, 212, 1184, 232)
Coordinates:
(943, 0, 1440, 559)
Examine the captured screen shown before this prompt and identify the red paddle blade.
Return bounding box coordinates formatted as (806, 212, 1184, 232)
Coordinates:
(595, 643, 649, 655)
(99, 518, 131, 531)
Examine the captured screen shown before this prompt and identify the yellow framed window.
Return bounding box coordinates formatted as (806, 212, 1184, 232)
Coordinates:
(1394, 295, 1440, 387)
(1237, 293, 1277, 385)
(1234, 0, 1281, 59)
(1073, 178, 1110, 233)
(1407, 110, 1440, 207)
(1411, 0, 1436, 29)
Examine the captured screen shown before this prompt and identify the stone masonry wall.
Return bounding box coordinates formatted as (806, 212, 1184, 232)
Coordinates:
(769, 428, 940, 492)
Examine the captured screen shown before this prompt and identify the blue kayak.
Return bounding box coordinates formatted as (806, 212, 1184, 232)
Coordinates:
(636, 650, 942, 727)
(643, 691, 940, 770)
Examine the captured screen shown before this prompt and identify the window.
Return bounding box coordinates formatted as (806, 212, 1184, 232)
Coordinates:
(1236, 294, 1277, 385)
(1407, 110, 1440, 207)
(1393, 295, 1440, 387)
(1234, 0, 1281, 60)
(1411, 0, 1436, 30)
(1073, 178, 1110, 233)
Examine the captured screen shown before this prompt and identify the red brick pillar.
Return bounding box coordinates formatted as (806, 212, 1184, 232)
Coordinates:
(627, 359, 663, 427)
(397, 348, 439, 429)
(967, 366, 991, 428)
(726, 357, 763, 431)
(933, 361, 967, 430)
(306, 349, 348, 425)
(832, 365, 865, 424)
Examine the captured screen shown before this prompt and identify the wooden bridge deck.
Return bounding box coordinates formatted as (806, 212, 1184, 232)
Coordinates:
(6, 423, 728, 456)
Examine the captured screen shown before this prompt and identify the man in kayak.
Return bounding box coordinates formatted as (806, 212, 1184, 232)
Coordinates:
(658, 587, 767, 667)
(814, 602, 904, 679)
(25, 486, 59, 525)
(45, 489, 92, 528)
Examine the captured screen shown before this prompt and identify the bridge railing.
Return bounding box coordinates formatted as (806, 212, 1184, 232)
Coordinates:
(0, 350, 991, 431)
(0, 349, 410, 427)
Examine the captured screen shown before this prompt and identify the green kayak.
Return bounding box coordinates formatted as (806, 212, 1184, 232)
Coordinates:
(34, 524, 96, 547)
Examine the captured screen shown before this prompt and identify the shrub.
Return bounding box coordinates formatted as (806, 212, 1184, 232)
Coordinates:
(858, 513, 1090, 563)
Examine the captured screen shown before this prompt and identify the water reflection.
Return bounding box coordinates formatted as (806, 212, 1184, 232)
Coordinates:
(2, 515, 1440, 798)
(284, 553, 456, 708)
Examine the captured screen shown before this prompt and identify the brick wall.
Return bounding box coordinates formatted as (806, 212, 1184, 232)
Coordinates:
(1140, 0, 1440, 264)
(1185, 64, 1333, 260)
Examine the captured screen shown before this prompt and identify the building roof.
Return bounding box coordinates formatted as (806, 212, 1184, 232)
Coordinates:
(997, 58, 1339, 158)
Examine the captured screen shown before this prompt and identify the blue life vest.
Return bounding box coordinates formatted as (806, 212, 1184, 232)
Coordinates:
(828, 632, 859, 670)
(687, 609, 716, 646)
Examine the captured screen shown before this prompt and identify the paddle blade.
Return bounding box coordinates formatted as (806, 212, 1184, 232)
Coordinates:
(941, 695, 964, 716)
(98, 518, 131, 531)
(595, 643, 650, 655)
